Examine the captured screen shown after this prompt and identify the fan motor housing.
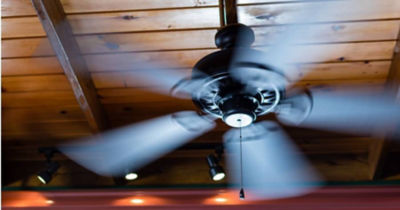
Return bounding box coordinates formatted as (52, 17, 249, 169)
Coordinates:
(191, 24, 287, 127)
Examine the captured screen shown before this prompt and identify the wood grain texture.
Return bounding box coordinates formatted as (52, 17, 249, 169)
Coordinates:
(239, 1, 400, 26)
(2, 34, 396, 60)
(1, 0, 218, 17)
(1, 0, 37, 17)
(4, 121, 92, 138)
(219, 0, 238, 26)
(2, 79, 385, 109)
(3, 14, 399, 40)
(89, 61, 390, 89)
(2, 74, 70, 92)
(2, 90, 78, 108)
(2, 57, 63, 76)
(368, 26, 400, 180)
(32, 0, 108, 132)
(2, 16, 44, 38)
(3, 105, 86, 123)
(61, 0, 218, 13)
(67, 8, 220, 34)
(2, 0, 400, 186)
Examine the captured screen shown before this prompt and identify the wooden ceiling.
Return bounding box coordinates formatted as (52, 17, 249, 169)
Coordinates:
(2, 0, 400, 188)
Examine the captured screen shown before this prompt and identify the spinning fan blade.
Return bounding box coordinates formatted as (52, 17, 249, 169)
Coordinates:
(224, 121, 321, 200)
(59, 111, 215, 176)
(277, 88, 400, 136)
(231, 0, 396, 84)
(33, 19, 208, 99)
(84, 51, 209, 98)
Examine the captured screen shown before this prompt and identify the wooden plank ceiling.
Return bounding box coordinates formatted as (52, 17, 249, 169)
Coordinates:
(2, 0, 400, 187)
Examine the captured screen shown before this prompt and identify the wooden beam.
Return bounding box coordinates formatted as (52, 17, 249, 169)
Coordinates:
(219, 0, 238, 26)
(31, 0, 108, 132)
(368, 27, 400, 180)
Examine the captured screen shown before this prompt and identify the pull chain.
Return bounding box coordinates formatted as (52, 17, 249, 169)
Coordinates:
(239, 119, 245, 200)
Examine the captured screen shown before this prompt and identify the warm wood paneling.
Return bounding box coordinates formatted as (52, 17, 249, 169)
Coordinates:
(3, 105, 86, 123)
(292, 61, 390, 81)
(2, 78, 386, 109)
(2, 57, 63, 76)
(2, 37, 54, 58)
(2, 35, 396, 61)
(1, 0, 219, 17)
(2, 0, 400, 186)
(2, 40, 396, 78)
(3, 121, 92, 138)
(2, 31, 215, 57)
(2, 91, 78, 108)
(260, 41, 396, 63)
(61, 0, 218, 13)
(239, 1, 400, 26)
(67, 8, 220, 34)
(2, 74, 70, 92)
(4, 8, 400, 39)
(3, 60, 389, 92)
(90, 61, 390, 89)
(2, 16, 44, 38)
(1, 0, 36, 17)
(253, 20, 400, 43)
(98, 78, 386, 105)
(368, 24, 400, 180)
(32, 0, 109, 133)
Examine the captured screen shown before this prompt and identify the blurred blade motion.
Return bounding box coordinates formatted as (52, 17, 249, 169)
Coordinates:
(231, 0, 396, 85)
(224, 121, 321, 200)
(59, 111, 215, 176)
(33, 18, 211, 99)
(277, 88, 400, 136)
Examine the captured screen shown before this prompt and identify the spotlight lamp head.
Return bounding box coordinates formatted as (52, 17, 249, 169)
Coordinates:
(37, 171, 51, 184)
(206, 154, 225, 181)
(37, 161, 60, 184)
(37, 148, 60, 184)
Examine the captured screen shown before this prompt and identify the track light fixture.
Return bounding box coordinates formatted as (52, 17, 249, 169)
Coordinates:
(37, 147, 59, 184)
(37, 162, 60, 184)
(206, 154, 225, 181)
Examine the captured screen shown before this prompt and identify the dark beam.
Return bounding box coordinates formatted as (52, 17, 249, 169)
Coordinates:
(31, 0, 108, 132)
(219, 0, 238, 27)
(368, 28, 400, 180)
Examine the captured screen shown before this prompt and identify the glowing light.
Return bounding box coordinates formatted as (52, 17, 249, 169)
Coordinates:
(125, 172, 138, 180)
(114, 196, 165, 206)
(3, 192, 50, 207)
(37, 176, 47, 184)
(130, 199, 144, 204)
(45, 200, 54, 204)
(224, 113, 253, 128)
(215, 197, 227, 203)
(212, 172, 225, 181)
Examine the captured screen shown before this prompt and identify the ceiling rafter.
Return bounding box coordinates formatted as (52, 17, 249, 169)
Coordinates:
(219, 0, 238, 27)
(368, 27, 400, 180)
(31, 0, 108, 133)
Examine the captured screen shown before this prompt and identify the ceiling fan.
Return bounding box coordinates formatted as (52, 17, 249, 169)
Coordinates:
(57, 0, 400, 200)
